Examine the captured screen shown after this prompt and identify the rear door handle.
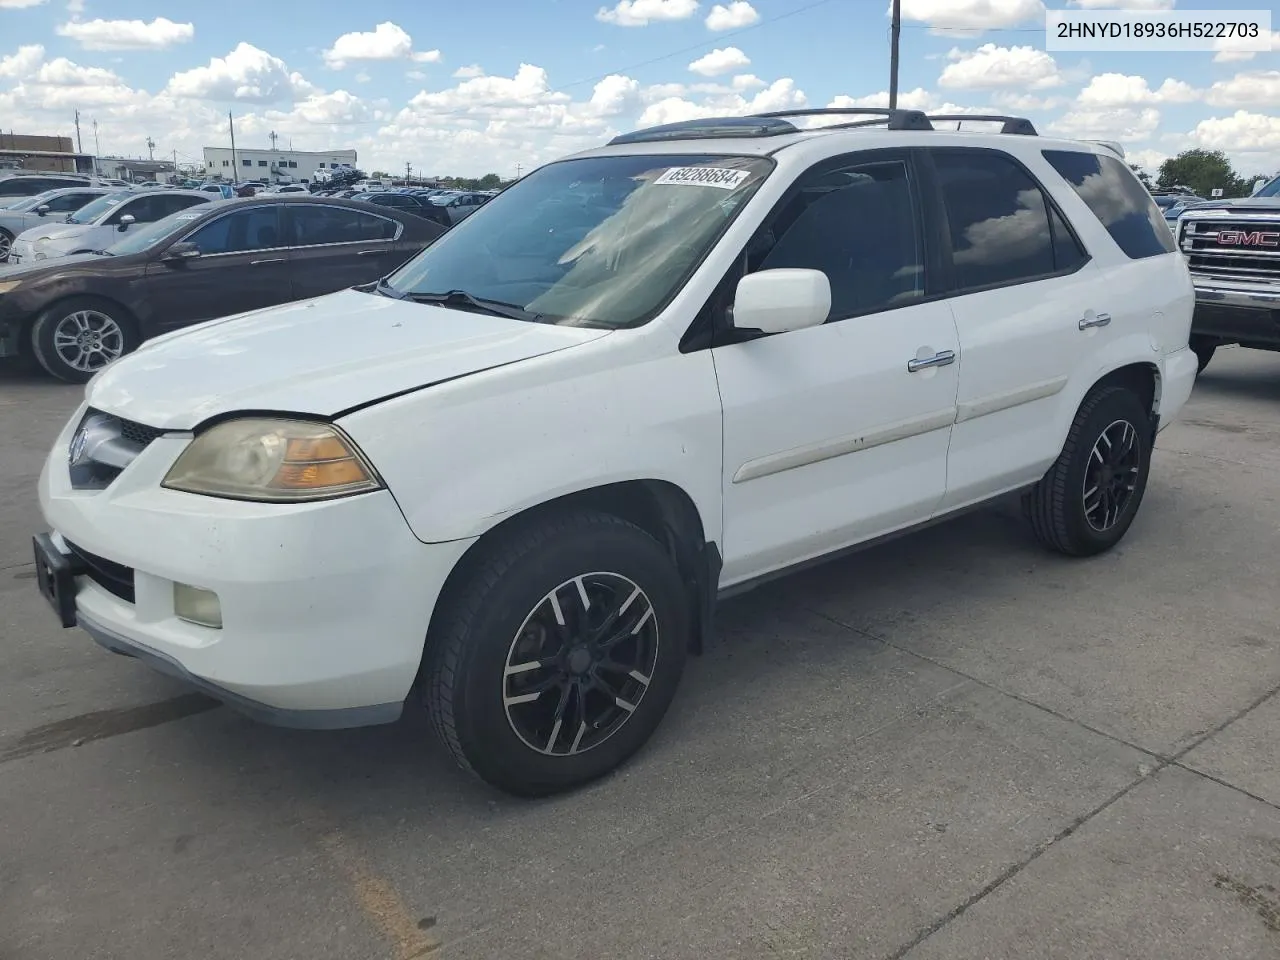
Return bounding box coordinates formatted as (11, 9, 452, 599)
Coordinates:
(358, 249, 385, 256)
(907, 350, 956, 372)
(1079, 312, 1111, 330)
(250, 258, 285, 266)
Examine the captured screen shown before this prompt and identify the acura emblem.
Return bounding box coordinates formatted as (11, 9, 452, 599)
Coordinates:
(67, 425, 89, 465)
(67, 413, 117, 467)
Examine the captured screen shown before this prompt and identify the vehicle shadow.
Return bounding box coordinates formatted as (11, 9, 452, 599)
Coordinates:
(1194, 350, 1280, 403)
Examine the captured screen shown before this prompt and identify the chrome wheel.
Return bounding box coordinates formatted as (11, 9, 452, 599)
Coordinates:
(0, 232, 10, 261)
(503, 572, 659, 757)
(52, 309, 125, 373)
(1083, 418, 1141, 533)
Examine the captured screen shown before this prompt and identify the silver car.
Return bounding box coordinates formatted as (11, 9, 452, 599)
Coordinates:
(8, 189, 213, 264)
(0, 187, 110, 262)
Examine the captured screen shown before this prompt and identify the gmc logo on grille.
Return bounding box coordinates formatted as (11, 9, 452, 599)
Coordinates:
(1215, 229, 1280, 247)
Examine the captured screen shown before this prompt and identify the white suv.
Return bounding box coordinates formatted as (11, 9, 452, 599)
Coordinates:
(32, 109, 1198, 797)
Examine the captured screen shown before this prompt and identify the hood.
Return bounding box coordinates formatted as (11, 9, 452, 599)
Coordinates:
(86, 288, 612, 429)
(16, 222, 94, 246)
(1179, 197, 1280, 214)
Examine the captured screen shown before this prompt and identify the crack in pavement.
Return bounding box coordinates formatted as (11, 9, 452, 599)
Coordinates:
(805, 607, 1280, 960)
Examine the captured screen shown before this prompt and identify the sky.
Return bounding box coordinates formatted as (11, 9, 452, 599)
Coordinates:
(0, 0, 1277, 179)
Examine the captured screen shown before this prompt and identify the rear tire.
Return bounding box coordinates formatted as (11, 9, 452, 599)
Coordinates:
(30, 296, 138, 384)
(1023, 385, 1153, 557)
(424, 510, 690, 797)
(0, 228, 13, 263)
(1189, 336, 1217, 375)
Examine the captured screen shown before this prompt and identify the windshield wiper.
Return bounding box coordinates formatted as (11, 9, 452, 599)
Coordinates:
(91, 249, 114, 256)
(407, 289, 543, 323)
(367, 277, 407, 299)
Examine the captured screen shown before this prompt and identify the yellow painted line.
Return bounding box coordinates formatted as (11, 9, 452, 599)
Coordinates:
(319, 831, 440, 959)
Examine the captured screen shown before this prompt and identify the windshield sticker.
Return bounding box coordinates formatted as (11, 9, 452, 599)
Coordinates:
(653, 166, 752, 190)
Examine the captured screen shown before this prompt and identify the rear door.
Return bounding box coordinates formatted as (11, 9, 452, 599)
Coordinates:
(925, 147, 1105, 512)
(284, 203, 406, 297)
(141, 204, 290, 331)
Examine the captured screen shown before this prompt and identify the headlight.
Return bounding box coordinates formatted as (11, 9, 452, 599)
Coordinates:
(162, 418, 383, 502)
(0, 279, 19, 294)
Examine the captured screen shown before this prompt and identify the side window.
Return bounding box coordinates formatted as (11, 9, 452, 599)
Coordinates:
(1042, 149, 1176, 260)
(753, 158, 925, 320)
(48, 192, 94, 212)
(932, 150, 1076, 292)
(109, 196, 153, 223)
(288, 205, 370, 245)
(354, 209, 398, 241)
(185, 207, 282, 254)
(1048, 203, 1088, 274)
(165, 195, 211, 215)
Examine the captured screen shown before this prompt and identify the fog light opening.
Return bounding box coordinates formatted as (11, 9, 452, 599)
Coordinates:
(174, 582, 223, 629)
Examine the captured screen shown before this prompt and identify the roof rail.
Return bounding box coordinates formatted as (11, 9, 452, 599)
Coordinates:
(607, 116, 799, 145)
(750, 107, 934, 131)
(927, 114, 1037, 136)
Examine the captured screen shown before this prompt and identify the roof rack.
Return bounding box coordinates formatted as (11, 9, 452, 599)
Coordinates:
(607, 116, 800, 145)
(750, 107, 934, 131)
(926, 114, 1037, 136)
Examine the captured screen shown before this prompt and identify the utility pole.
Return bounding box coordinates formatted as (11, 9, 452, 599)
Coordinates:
(269, 130, 278, 150)
(889, 0, 902, 110)
(92, 119, 100, 175)
(74, 110, 82, 153)
(228, 111, 238, 184)
(146, 136, 156, 161)
(405, 161, 411, 182)
(515, 162, 522, 179)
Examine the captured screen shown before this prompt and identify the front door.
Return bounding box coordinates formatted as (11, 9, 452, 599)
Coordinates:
(142, 204, 290, 331)
(284, 203, 407, 297)
(712, 150, 961, 585)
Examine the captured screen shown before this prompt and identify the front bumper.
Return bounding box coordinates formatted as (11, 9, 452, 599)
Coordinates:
(37, 410, 475, 726)
(1191, 277, 1280, 345)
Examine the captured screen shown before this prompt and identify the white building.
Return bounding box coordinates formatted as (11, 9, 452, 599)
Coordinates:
(201, 146, 358, 183)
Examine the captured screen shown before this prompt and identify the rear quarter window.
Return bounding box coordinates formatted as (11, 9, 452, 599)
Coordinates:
(1042, 150, 1175, 260)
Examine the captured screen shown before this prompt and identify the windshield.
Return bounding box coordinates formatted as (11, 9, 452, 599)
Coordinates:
(104, 208, 207, 256)
(7, 192, 59, 213)
(1255, 177, 1280, 198)
(66, 191, 129, 225)
(386, 154, 771, 327)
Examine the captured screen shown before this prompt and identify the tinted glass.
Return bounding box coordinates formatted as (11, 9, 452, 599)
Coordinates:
(47, 191, 100, 212)
(934, 151, 1059, 290)
(1042, 150, 1176, 259)
(154, 194, 210, 217)
(1257, 177, 1280, 198)
(105, 207, 209, 256)
(1048, 203, 1088, 272)
(754, 159, 924, 319)
(70, 192, 129, 224)
(0, 177, 78, 197)
(289, 205, 397, 245)
(186, 206, 282, 253)
(387, 154, 772, 328)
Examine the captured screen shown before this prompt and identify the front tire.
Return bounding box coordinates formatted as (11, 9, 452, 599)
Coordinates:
(1023, 385, 1153, 557)
(424, 510, 690, 797)
(30, 297, 138, 384)
(0, 228, 13, 263)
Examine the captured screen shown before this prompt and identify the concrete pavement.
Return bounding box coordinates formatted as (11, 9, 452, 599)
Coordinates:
(2, 348, 1278, 959)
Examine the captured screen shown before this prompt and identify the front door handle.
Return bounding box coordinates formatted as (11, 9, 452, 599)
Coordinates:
(358, 249, 385, 256)
(907, 349, 956, 373)
(250, 257, 285, 266)
(1079, 312, 1112, 330)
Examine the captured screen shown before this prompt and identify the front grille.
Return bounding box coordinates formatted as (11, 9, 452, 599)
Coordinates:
(68, 408, 166, 490)
(65, 540, 135, 603)
(1182, 218, 1280, 282)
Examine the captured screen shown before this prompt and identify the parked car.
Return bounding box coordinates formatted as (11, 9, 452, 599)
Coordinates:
(0, 195, 445, 382)
(429, 191, 490, 223)
(7, 190, 213, 265)
(0, 173, 96, 201)
(350, 190, 452, 227)
(1176, 173, 1280, 372)
(27, 110, 1197, 797)
(273, 184, 309, 194)
(0, 187, 111, 262)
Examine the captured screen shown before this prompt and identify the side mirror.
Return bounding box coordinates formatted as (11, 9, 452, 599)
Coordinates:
(117, 213, 136, 231)
(731, 268, 831, 335)
(163, 241, 201, 261)
(36, 204, 51, 216)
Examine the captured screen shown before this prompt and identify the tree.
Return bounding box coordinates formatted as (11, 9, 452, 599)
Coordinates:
(478, 172, 502, 188)
(1156, 149, 1249, 198)
(1128, 163, 1153, 189)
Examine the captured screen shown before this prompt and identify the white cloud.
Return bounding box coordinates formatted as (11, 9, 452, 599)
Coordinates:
(1212, 30, 1280, 63)
(1190, 111, 1280, 152)
(1125, 148, 1168, 174)
(1204, 71, 1280, 109)
(354, 72, 371, 83)
(638, 76, 805, 126)
(453, 64, 486, 79)
(0, 44, 45, 78)
(688, 47, 750, 77)
(597, 0, 700, 27)
(36, 57, 123, 87)
(705, 1, 759, 30)
(323, 22, 439, 70)
(899, 0, 1045, 34)
(0, 0, 46, 8)
(1077, 73, 1197, 107)
(55, 17, 194, 51)
(939, 44, 1063, 89)
(166, 43, 318, 103)
(828, 87, 937, 111)
(992, 91, 1068, 111)
(1048, 106, 1160, 140)
(731, 73, 765, 90)
(288, 90, 377, 125)
(1067, 0, 1174, 8)
(65, 0, 82, 11)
